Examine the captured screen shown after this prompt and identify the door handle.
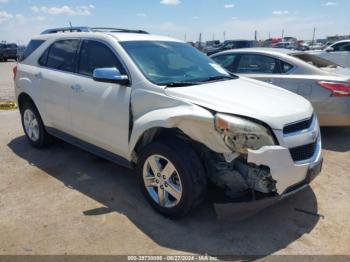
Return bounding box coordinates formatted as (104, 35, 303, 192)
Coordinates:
(70, 84, 83, 92)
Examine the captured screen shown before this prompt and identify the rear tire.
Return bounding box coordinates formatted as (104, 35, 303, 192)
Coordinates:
(20, 101, 52, 148)
(137, 138, 207, 218)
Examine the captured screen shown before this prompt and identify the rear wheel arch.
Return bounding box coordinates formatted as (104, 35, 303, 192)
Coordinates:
(18, 93, 36, 112)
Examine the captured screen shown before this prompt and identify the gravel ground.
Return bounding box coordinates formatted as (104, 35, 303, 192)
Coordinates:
(0, 62, 349, 258)
(0, 61, 16, 102)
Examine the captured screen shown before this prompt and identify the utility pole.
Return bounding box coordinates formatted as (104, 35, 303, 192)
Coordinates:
(312, 27, 316, 45)
(254, 30, 257, 41)
(223, 31, 226, 42)
(282, 29, 285, 39)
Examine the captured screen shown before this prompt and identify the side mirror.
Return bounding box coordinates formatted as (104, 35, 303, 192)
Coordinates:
(93, 68, 130, 85)
(325, 47, 334, 52)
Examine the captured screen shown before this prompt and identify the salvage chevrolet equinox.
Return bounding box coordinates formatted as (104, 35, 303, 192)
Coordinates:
(14, 27, 323, 218)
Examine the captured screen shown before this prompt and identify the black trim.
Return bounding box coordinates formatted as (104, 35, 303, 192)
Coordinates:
(46, 127, 133, 169)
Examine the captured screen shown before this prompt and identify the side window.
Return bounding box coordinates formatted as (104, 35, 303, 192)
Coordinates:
(78, 40, 126, 77)
(280, 60, 293, 73)
(20, 40, 45, 62)
(45, 39, 80, 72)
(38, 48, 49, 66)
(332, 42, 350, 52)
(211, 54, 237, 71)
(237, 54, 279, 74)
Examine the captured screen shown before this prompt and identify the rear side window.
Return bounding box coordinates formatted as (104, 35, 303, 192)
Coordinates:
(19, 40, 45, 62)
(43, 39, 80, 72)
(280, 60, 293, 73)
(237, 54, 279, 74)
(78, 40, 126, 77)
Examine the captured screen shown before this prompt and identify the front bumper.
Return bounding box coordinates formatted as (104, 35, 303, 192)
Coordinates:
(247, 135, 322, 195)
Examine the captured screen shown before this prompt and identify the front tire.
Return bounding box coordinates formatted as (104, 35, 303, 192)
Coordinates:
(20, 101, 52, 148)
(137, 138, 207, 218)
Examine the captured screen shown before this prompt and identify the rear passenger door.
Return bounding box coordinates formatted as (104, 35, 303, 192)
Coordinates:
(235, 54, 282, 86)
(38, 39, 80, 133)
(70, 39, 131, 159)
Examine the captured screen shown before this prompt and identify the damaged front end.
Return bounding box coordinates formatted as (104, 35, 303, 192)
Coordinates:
(202, 147, 277, 200)
(201, 113, 322, 201)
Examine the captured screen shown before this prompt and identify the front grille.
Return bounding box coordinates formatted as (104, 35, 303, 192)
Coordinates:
(289, 142, 317, 162)
(283, 115, 314, 135)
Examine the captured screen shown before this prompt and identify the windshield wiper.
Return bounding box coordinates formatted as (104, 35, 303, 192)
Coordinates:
(165, 81, 202, 87)
(200, 75, 237, 82)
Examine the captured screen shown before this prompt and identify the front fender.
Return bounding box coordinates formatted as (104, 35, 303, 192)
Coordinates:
(129, 89, 231, 158)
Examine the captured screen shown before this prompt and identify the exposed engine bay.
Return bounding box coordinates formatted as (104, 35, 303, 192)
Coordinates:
(201, 147, 277, 199)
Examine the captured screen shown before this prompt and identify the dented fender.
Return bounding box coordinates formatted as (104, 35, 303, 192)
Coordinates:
(129, 89, 231, 159)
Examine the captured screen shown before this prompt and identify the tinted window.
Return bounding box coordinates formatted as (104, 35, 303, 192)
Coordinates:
(5, 44, 17, 49)
(19, 40, 45, 62)
(212, 54, 237, 71)
(332, 42, 350, 52)
(38, 48, 49, 66)
(78, 40, 126, 77)
(46, 39, 80, 72)
(280, 60, 293, 73)
(237, 54, 278, 74)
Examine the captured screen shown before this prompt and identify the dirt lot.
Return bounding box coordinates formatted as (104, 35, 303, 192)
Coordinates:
(0, 61, 16, 102)
(0, 62, 349, 258)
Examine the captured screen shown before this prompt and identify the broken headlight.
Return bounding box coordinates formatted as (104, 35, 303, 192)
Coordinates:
(215, 113, 275, 154)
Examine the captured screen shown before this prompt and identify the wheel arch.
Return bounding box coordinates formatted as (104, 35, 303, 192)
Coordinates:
(129, 106, 231, 163)
(17, 92, 37, 112)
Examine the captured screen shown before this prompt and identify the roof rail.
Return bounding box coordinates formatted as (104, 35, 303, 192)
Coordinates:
(41, 27, 92, 34)
(91, 28, 149, 34)
(41, 27, 149, 35)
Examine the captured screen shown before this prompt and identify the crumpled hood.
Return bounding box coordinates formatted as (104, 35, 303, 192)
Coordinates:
(165, 77, 314, 130)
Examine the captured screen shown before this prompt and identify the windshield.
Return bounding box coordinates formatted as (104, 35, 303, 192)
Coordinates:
(291, 53, 342, 68)
(121, 41, 231, 85)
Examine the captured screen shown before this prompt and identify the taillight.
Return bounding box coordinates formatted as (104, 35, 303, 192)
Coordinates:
(13, 66, 17, 80)
(317, 81, 350, 97)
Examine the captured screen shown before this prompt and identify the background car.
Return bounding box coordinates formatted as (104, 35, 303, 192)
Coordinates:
(206, 40, 259, 55)
(272, 42, 295, 49)
(0, 43, 18, 62)
(308, 40, 350, 68)
(211, 48, 350, 126)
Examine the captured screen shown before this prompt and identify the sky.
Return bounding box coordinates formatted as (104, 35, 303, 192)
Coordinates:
(0, 0, 349, 44)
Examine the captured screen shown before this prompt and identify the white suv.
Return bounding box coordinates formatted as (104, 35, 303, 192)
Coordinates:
(14, 27, 323, 218)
